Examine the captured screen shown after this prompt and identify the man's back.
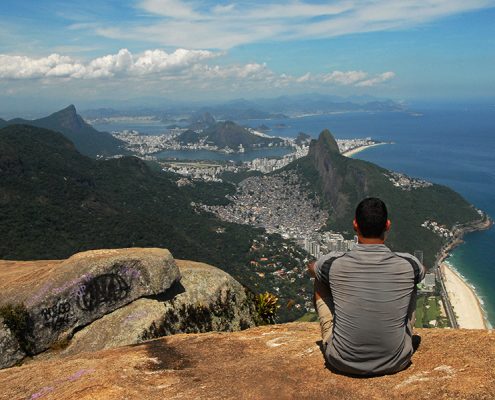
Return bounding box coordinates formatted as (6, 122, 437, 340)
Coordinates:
(315, 243, 425, 375)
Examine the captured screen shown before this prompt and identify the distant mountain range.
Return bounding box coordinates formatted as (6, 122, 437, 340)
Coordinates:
(81, 93, 404, 122)
(0, 105, 125, 158)
(245, 93, 405, 114)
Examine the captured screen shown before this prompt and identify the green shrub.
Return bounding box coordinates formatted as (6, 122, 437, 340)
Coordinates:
(254, 292, 280, 324)
(0, 303, 34, 355)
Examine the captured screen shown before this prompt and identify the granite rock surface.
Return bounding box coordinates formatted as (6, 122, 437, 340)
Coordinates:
(0, 323, 493, 400)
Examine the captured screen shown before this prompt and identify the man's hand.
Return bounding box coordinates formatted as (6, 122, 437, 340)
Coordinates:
(307, 260, 316, 278)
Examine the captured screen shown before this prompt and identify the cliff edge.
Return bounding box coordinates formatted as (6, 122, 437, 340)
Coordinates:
(0, 323, 493, 399)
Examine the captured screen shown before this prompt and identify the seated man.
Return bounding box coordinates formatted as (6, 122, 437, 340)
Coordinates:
(308, 197, 425, 376)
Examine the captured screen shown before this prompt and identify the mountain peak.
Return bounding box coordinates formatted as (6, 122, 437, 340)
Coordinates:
(1, 106, 125, 157)
(316, 129, 340, 154)
(45, 104, 77, 118)
(44, 104, 86, 131)
(63, 104, 77, 114)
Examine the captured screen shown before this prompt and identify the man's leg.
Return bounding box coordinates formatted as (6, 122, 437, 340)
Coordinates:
(313, 278, 334, 344)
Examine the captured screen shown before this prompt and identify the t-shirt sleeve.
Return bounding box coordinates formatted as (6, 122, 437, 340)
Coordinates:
(314, 253, 337, 286)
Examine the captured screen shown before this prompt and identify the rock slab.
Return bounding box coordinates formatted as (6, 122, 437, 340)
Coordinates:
(0, 324, 493, 400)
(0, 248, 180, 354)
(42, 259, 257, 357)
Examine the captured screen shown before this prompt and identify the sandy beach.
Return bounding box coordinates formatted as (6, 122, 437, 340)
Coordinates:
(441, 263, 488, 329)
(342, 142, 387, 157)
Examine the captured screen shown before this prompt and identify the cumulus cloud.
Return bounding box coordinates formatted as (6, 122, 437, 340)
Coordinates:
(0, 48, 217, 80)
(85, 0, 495, 49)
(0, 48, 395, 90)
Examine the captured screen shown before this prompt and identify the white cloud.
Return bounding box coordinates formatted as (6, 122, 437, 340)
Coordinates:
(85, 0, 495, 49)
(138, 0, 200, 19)
(356, 71, 396, 87)
(322, 71, 368, 85)
(0, 48, 217, 80)
(0, 48, 396, 90)
(0, 54, 75, 79)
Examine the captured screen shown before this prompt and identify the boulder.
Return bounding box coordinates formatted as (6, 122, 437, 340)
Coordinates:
(41, 259, 257, 357)
(0, 324, 493, 399)
(0, 248, 180, 355)
(0, 317, 25, 369)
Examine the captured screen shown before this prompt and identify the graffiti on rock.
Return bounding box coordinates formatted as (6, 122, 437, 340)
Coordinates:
(40, 301, 71, 330)
(76, 274, 131, 312)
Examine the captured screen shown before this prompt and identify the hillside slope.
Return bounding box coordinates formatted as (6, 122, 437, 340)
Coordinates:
(0, 124, 256, 264)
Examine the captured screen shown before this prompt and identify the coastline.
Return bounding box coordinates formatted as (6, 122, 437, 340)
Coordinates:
(440, 262, 488, 329)
(342, 142, 387, 157)
(436, 216, 493, 329)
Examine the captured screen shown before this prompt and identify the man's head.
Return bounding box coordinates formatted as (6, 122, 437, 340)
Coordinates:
(353, 197, 391, 242)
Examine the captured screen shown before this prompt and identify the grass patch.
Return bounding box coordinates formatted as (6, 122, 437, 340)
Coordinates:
(415, 295, 450, 328)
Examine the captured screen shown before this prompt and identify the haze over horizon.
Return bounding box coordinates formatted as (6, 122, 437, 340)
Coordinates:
(1, 0, 495, 115)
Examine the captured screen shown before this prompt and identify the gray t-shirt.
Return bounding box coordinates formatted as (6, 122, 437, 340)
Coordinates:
(315, 243, 425, 375)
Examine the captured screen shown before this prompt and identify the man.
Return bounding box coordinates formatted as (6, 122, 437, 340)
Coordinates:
(308, 197, 425, 376)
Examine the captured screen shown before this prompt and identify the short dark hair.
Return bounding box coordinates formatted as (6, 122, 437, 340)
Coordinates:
(355, 198, 388, 238)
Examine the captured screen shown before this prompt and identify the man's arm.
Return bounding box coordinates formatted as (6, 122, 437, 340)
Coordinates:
(307, 260, 316, 278)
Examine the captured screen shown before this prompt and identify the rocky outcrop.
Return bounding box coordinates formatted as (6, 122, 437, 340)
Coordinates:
(37, 260, 257, 358)
(0, 323, 493, 400)
(0, 318, 24, 369)
(0, 248, 180, 355)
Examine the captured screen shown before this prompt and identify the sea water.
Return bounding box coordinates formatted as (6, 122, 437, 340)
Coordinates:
(241, 104, 495, 327)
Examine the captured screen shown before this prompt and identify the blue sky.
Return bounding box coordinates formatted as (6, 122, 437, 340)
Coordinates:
(1, 0, 494, 111)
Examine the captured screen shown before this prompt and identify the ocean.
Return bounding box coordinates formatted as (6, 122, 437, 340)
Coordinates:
(94, 104, 495, 326)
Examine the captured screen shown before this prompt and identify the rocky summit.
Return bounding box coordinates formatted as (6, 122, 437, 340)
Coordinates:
(0, 323, 493, 400)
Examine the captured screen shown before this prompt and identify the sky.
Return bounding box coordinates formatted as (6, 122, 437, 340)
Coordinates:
(1, 0, 495, 114)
